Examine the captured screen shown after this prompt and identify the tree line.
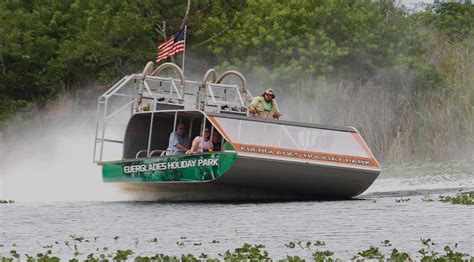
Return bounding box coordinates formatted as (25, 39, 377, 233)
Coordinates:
(0, 0, 473, 162)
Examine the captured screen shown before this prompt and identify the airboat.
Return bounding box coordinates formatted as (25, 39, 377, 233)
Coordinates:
(93, 62, 381, 200)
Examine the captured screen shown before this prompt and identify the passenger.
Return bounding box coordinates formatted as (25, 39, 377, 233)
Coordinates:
(248, 88, 282, 119)
(166, 123, 191, 155)
(211, 132, 222, 152)
(186, 127, 213, 154)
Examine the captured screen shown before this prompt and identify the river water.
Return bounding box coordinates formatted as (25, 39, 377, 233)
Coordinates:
(1, 117, 473, 260)
(1, 161, 473, 260)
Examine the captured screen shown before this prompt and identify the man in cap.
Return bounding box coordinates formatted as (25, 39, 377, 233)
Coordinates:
(248, 88, 282, 120)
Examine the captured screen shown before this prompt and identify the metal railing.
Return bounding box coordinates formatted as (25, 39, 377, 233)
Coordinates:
(93, 62, 252, 163)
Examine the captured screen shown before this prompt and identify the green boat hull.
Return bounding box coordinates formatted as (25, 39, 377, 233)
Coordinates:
(102, 152, 237, 183)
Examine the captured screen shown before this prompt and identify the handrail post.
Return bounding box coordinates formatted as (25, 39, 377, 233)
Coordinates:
(146, 99, 156, 157)
(170, 111, 178, 155)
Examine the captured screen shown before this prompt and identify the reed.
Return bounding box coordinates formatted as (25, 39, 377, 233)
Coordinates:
(289, 33, 474, 164)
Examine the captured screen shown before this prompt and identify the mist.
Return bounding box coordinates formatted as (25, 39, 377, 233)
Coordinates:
(0, 95, 127, 202)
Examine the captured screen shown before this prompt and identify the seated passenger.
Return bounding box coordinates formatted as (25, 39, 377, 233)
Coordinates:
(166, 123, 191, 155)
(248, 88, 282, 120)
(211, 132, 222, 152)
(186, 127, 213, 154)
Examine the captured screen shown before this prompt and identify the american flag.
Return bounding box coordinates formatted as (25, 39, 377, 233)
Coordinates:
(156, 27, 186, 63)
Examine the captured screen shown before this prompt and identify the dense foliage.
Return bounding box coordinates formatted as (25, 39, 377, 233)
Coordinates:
(0, 0, 473, 162)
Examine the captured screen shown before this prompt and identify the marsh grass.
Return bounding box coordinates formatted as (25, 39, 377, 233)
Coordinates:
(291, 33, 474, 164)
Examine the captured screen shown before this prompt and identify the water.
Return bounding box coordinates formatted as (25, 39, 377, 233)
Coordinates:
(1, 112, 473, 260)
(1, 178, 473, 260)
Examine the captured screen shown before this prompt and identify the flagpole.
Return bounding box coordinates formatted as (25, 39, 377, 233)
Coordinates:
(181, 25, 187, 75)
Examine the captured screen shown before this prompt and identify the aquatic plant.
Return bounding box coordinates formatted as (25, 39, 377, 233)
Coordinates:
(395, 198, 411, 203)
(285, 255, 305, 262)
(69, 235, 85, 243)
(388, 248, 412, 261)
(16, 250, 62, 262)
(113, 249, 133, 261)
(418, 238, 469, 261)
(222, 243, 270, 261)
(422, 195, 434, 202)
(147, 238, 158, 243)
(353, 246, 384, 260)
(312, 250, 337, 261)
(439, 191, 474, 205)
(285, 240, 318, 249)
(0, 238, 472, 261)
(314, 241, 326, 247)
(135, 253, 215, 262)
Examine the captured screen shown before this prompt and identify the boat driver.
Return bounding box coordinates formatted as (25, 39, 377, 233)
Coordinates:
(248, 88, 282, 120)
(166, 122, 191, 155)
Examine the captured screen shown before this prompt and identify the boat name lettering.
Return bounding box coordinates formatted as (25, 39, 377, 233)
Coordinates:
(239, 145, 274, 154)
(239, 145, 372, 166)
(123, 158, 219, 174)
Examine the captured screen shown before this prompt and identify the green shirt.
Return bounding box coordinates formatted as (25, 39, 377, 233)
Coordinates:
(248, 96, 280, 118)
(259, 97, 273, 112)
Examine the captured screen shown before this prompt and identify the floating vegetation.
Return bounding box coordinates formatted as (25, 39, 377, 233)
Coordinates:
(147, 238, 158, 243)
(439, 191, 474, 205)
(312, 250, 336, 261)
(314, 241, 326, 247)
(222, 243, 269, 260)
(113, 249, 133, 261)
(285, 241, 298, 249)
(395, 198, 410, 203)
(422, 195, 434, 202)
(285, 241, 326, 249)
(353, 246, 384, 260)
(0, 238, 471, 261)
(0, 200, 14, 204)
(70, 235, 85, 242)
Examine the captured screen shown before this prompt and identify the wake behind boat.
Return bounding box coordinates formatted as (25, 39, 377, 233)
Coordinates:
(93, 62, 381, 200)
